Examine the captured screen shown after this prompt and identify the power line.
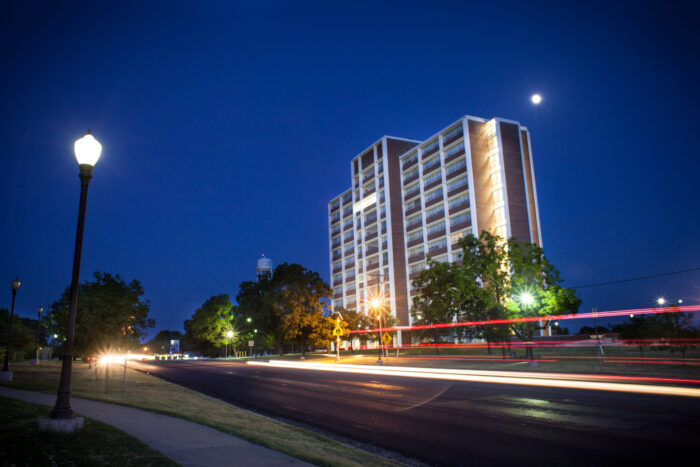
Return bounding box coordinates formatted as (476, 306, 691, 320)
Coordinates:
(570, 267, 700, 289)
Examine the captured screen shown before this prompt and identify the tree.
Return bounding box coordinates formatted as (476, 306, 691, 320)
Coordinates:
(184, 294, 235, 356)
(410, 259, 461, 353)
(237, 263, 331, 357)
(0, 308, 42, 361)
(276, 265, 331, 359)
(337, 306, 375, 350)
(505, 239, 581, 359)
(46, 272, 154, 357)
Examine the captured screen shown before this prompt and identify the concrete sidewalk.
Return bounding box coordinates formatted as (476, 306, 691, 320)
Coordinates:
(0, 386, 311, 467)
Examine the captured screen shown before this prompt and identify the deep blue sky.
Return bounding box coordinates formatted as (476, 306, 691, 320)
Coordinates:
(2, 0, 698, 335)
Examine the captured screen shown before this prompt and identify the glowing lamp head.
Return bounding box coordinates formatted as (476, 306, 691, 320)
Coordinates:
(370, 298, 382, 309)
(518, 292, 534, 306)
(226, 330, 234, 338)
(74, 130, 102, 167)
(11, 277, 20, 291)
(246, 317, 252, 323)
(531, 94, 542, 104)
(656, 297, 666, 306)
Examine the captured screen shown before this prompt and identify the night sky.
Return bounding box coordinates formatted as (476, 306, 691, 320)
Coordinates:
(2, 1, 699, 336)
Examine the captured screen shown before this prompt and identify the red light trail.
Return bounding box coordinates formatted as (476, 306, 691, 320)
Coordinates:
(347, 304, 700, 334)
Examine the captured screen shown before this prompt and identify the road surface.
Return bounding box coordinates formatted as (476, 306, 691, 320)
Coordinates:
(135, 359, 700, 466)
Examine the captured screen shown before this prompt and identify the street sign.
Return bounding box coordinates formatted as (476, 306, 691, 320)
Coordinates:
(332, 326, 344, 337)
(170, 339, 180, 354)
(248, 340, 254, 347)
(381, 332, 392, 345)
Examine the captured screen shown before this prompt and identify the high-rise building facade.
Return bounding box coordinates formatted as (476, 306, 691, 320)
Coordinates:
(328, 115, 541, 345)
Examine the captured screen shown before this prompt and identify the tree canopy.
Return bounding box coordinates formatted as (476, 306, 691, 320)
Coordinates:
(410, 231, 581, 356)
(46, 272, 154, 357)
(236, 263, 331, 357)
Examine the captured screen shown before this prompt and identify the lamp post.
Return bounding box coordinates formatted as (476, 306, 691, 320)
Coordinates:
(1, 277, 21, 378)
(49, 130, 102, 423)
(371, 297, 383, 364)
(32, 307, 44, 365)
(226, 330, 234, 358)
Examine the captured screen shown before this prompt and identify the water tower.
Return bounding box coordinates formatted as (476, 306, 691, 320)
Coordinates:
(256, 254, 273, 278)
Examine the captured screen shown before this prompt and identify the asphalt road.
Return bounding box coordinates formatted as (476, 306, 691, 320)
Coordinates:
(136, 359, 700, 466)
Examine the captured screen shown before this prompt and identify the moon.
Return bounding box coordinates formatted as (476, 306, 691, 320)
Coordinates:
(531, 94, 542, 104)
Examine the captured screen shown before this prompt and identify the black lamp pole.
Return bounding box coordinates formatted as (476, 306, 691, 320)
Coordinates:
(50, 163, 94, 419)
(2, 278, 21, 372)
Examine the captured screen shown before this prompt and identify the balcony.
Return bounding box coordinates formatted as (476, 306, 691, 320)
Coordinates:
(450, 220, 472, 232)
(402, 158, 418, 171)
(330, 215, 340, 225)
(449, 201, 470, 215)
(422, 142, 439, 158)
(344, 248, 354, 257)
(409, 271, 423, 280)
(425, 211, 445, 224)
(333, 291, 343, 299)
(407, 236, 423, 248)
(427, 229, 446, 241)
(443, 131, 463, 147)
(427, 246, 447, 257)
(424, 178, 442, 191)
(408, 252, 425, 263)
(332, 240, 341, 249)
(363, 173, 375, 184)
(425, 195, 443, 208)
(330, 204, 340, 213)
(403, 173, 419, 186)
(446, 165, 466, 181)
(404, 205, 421, 217)
(332, 279, 343, 286)
(332, 265, 342, 274)
(364, 215, 377, 226)
(346, 288, 356, 296)
(366, 262, 379, 271)
(332, 253, 342, 261)
(422, 159, 441, 175)
(364, 186, 376, 197)
(404, 187, 420, 202)
(444, 148, 465, 165)
(343, 223, 353, 232)
(365, 231, 378, 242)
(447, 184, 468, 199)
(405, 220, 422, 232)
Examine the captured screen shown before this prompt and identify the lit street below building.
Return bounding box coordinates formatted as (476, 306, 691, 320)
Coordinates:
(134, 359, 700, 466)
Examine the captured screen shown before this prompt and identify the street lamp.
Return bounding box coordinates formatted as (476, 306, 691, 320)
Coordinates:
(656, 297, 666, 307)
(32, 307, 44, 365)
(226, 330, 234, 358)
(370, 296, 383, 364)
(48, 130, 102, 426)
(1, 277, 21, 378)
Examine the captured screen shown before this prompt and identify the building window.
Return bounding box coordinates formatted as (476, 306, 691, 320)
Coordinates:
(403, 167, 418, 183)
(427, 221, 445, 235)
(405, 198, 421, 211)
(407, 230, 422, 243)
(448, 194, 469, 210)
(450, 212, 470, 227)
(402, 152, 418, 169)
(408, 245, 423, 258)
(447, 176, 468, 193)
(425, 204, 444, 219)
(424, 188, 443, 202)
(428, 238, 447, 252)
(443, 125, 463, 143)
(445, 159, 464, 176)
(424, 171, 441, 185)
(444, 143, 464, 159)
(422, 139, 439, 155)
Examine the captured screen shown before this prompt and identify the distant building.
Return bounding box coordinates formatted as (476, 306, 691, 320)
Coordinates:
(256, 254, 273, 277)
(328, 115, 542, 345)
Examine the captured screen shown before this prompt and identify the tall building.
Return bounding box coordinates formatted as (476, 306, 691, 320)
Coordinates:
(328, 115, 541, 345)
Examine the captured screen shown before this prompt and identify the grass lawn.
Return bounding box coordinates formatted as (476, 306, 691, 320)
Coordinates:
(1, 361, 400, 467)
(0, 396, 177, 466)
